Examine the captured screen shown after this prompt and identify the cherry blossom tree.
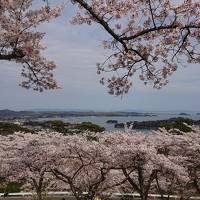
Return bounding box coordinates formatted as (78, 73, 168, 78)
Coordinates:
(0, 129, 200, 200)
(0, 132, 63, 200)
(0, 135, 11, 178)
(177, 130, 200, 196)
(51, 135, 112, 200)
(70, 0, 200, 95)
(0, 0, 62, 91)
(150, 127, 200, 199)
(98, 132, 190, 200)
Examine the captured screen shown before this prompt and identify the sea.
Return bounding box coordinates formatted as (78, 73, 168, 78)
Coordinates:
(37, 112, 200, 131)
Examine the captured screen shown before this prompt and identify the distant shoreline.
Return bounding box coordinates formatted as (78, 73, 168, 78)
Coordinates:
(1, 109, 200, 131)
(1, 109, 200, 120)
(0, 109, 157, 120)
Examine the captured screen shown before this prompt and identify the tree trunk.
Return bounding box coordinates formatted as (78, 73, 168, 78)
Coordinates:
(139, 191, 148, 200)
(155, 175, 165, 200)
(86, 191, 95, 200)
(194, 178, 200, 194)
(36, 188, 43, 200)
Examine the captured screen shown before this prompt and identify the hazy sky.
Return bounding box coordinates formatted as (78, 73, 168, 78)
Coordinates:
(0, 2, 200, 112)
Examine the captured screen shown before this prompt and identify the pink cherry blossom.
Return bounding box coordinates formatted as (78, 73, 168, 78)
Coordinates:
(0, 0, 62, 91)
(1, 127, 200, 200)
(71, 0, 200, 95)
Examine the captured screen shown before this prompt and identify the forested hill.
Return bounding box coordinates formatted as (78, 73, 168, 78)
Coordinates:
(0, 109, 37, 119)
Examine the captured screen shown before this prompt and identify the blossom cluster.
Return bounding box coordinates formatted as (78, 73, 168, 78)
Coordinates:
(71, 0, 200, 95)
(0, 0, 62, 91)
(0, 127, 200, 200)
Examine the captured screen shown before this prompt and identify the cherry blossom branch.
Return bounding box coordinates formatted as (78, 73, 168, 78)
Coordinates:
(0, 49, 25, 60)
(172, 28, 191, 61)
(148, 0, 156, 28)
(121, 24, 200, 41)
(72, 0, 128, 52)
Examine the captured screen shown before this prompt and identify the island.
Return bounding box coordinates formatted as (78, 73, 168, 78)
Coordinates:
(179, 112, 191, 116)
(106, 120, 118, 124)
(115, 117, 200, 133)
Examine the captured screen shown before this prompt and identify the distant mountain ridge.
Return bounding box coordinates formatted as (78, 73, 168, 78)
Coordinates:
(0, 109, 39, 119)
(0, 109, 34, 116)
(0, 109, 157, 120)
(1, 109, 199, 121)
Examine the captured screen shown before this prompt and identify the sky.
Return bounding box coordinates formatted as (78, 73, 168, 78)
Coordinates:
(0, 1, 200, 112)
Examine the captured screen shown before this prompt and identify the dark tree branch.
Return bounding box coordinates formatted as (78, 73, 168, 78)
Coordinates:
(122, 168, 141, 193)
(0, 49, 25, 60)
(148, 0, 156, 28)
(73, 0, 128, 52)
(172, 28, 190, 61)
(121, 24, 200, 41)
(24, 61, 40, 83)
